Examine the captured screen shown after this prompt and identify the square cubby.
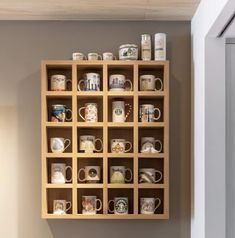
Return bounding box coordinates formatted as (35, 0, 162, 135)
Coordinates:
(47, 157, 73, 184)
(47, 127, 72, 153)
(47, 188, 72, 214)
(77, 188, 103, 214)
(139, 189, 164, 214)
(77, 158, 103, 184)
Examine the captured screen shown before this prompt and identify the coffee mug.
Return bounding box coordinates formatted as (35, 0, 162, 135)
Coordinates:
(72, 52, 87, 60)
(111, 139, 132, 153)
(78, 73, 100, 91)
(88, 53, 102, 60)
(139, 104, 161, 122)
(51, 104, 72, 122)
(139, 168, 163, 183)
(82, 196, 102, 215)
(50, 137, 71, 153)
(53, 200, 72, 215)
(110, 166, 133, 184)
(79, 135, 103, 153)
(78, 103, 98, 122)
(78, 166, 101, 183)
(141, 137, 163, 153)
(50, 74, 72, 91)
(108, 197, 128, 215)
(103, 52, 116, 60)
(112, 100, 132, 122)
(109, 74, 133, 91)
(140, 197, 161, 214)
(140, 75, 163, 91)
(51, 163, 72, 184)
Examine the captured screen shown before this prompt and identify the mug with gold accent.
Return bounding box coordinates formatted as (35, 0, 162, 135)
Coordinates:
(111, 139, 132, 153)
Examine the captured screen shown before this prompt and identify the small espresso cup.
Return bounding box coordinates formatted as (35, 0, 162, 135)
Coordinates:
(78, 166, 101, 183)
(79, 135, 103, 153)
(88, 53, 102, 61)
(51, 163, 72, 184)
(111, 139, 132, 153)
(140, 197, 161, 214)
(51, 104, 72, 122)
(103, 52, 116, 60)
(50, 137, 71, 153)
(72, 52, 87, 60)
(140, 75, 163, 91)
(141, 137, 162, 153)
(139, 104, 161, 122)
(139, 168, 163, 183)
(78, 73, 100, 91)
(108, 197, 128, 215)
(112, 100, 132, 122)
(110, 166, 133, 184)
(82, 196, 102, 215)
(78, 103, 98, 122)
(109, 74, 133, 91)
(53, 200, 72, 215)
(50, 74, 72, 91)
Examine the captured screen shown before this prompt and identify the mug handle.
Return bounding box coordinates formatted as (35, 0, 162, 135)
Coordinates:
(125, 168, 133, 182)
(96, 199, 103, 211)
(124, 79, 133, 91)
(94, 138, 103, 152)
(124, 141, 132, 153)
(77, 79, 85, 91)
(66, 79, 72, 89)
(66, 201, 72, 212)
(78, 107, 86, 121)
(153, 108, 161, 121)
(65, 108, 72, 121)
(125, 103, 132, 121)
(108, 200, 115, 213)
(77, 168, 86, 182)
(98, 55, 102, 60)
(154, 170, 163, 183)
(65, 166, 73, 182)
(154, 198, 161, 213)
(154, 140, 163, 153)
(63, 139, 71, 152)
(154, 78, 163, 91)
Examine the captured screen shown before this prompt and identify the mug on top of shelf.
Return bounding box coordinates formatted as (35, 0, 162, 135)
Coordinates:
(110, 166, 133, 184)
(78, 166, 101, 183)
(78, 103, 98, 122)
(109, 74, 133, 91)
(51, 163, 72, 184)
(139, 104, 161, 122)
(111, 139, 132, 153)
(88, 53, 102, 61)
(51, 104, 72, 122)
(50, 74, 72, 91)
(50, 137, 71, 153)
(103, 52, 116, 60)
(140, 197, 161, 214)
(112, 100, 132, 122)
(140, 75, 163, 91)
(139, 168, 162, 183)
(108, 197, 128, 215)
(82, 196, 102, 215)
(72, 52, 87, 60)
(140, 137, 162, 153)
(78, 73, 100, 91)
(53, 200, 72, 215)
(79, 135, 103, 153)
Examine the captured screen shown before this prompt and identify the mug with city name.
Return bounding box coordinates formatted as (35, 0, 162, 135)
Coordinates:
(108, 197, 128, 215)
(53, 200, 72, 215)
(78, 166, 101, 183)
(139, 104, 161, 122)
(51, 163, 72, 184)
(139, 75, 163, 91)
(140, 137, 163, 153)
(139, 168, 163, 183)
(50, 137, 71, 153)
(82, 196, 102, 215)
(51, 104, 72, 122)
(78, 103, 98, 122)
(79, 135, 103, 153)
(78, 73, 100, 91)
(140, 197, 161, 214)
(109, 74, 133, 91)
(110, 166, 133, 184)
(50, 74, 72, 91)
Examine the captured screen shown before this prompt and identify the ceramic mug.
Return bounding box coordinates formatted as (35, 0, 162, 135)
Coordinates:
(140, 75, 163, 91)
(110, 166, 133, 184)
(51, 104, 72, 122)
(82, 196, 102, 215)
(50, 137, 71, 153)
(139, 104, 161, 122)
(53, 200, 72, 215)
(140, 197, 161, 214)
(109, 74, 133, 91)
(111, 139, 132, 153)
(78, 166, 101, 183)
(72, 52, 87, 60)
(108, 197, 128, 215)
(51, 163, 72, 184)
(79, 135, 103, 153)
(50, 74, 72, 91)
(140, 137, 163, 153)
(78, 103, 98, 122)
(112, 100, 132, 122)
(78, 73, 100, 91)
(88, 53, 102, 60)
(103, 52, 116, 60)
(139, 168, 163, 183)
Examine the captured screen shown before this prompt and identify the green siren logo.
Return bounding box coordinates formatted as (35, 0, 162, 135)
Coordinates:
(114, 107, 123, 116)
(115, 199, 128, 214)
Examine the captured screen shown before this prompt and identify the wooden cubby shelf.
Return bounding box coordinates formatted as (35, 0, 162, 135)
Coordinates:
(41, 60, 169, 219)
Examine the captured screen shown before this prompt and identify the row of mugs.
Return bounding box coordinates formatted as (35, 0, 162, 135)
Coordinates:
(53, 196, 161, 215)
(51, 163, 162, 184)
(72, 52, 116, 61)
(50, 136, 162, 154)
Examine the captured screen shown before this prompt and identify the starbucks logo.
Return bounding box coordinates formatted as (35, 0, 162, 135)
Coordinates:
(115, 199, 128, 214)
(114, 107, 123, 116)
(88, 169, 97, 178)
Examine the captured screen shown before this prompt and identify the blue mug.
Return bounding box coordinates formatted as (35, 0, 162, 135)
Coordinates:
(51, 104, 72, 122)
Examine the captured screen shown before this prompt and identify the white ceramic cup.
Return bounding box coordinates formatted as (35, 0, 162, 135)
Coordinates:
(140, 197, 161, 214)
(79, 135, 103, 153)
(112, 100, 132, 122)
(140, 75, 163, 91)
(139, 104, 161, 122)
(88, 53, 102, 60)
(108, 197, 128, 215)
(111, 139, 132, 153)
(53, 200, 72, 215)
(50, 137, 71, 153)
(139, 168, 163, 183)
(78, 73, 100, 91)
(50, 74, 72, 91)
(141, 137, 162, 153)
(109, 74, 133, 91)
(51, 163, 72, 184)
(103, 52, 116, 60)
(110, 166, 133, 184)
(78, 166, 101, 183)
(82, 196, 102, 215)
(78, 103, 98, 122)
(72, 52, 87, 60)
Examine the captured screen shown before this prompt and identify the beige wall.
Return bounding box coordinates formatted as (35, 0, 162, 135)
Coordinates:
(0, 21, 190, 238)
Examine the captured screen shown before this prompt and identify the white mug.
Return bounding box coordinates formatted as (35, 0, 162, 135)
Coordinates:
(103, 52, 116, 60)
(50, 137, 71, 153)
(111, 139, 132, 153)
(50, 74, 72, 91)
(78, 103, 98, 122)
(78, 73, 100, 91)
(53, 200, 72, 215)
(140, 75, 163, 91)
(140, 197, 161, 214)
(139, 168, 163, 183)
(109, 74, 133, 91)
(112, 101, 132, 122)
(82, 196, 102, 215)
(141, 137, 162, 153)
(110, 166, 133, 184)
(139, 104, 161, 122)
(51, 163, 72, 184)
(72, 52, 87, 60)
(88, 53, 102, 60)
(78, 166, 101, 183)
(79, 135, 103, 153)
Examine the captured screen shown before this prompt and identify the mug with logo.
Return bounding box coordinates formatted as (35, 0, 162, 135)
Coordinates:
(79, 135, 103, 153)
(139, 168, 163, 183)
(78, 73, 100, 91)
(51, 104, 72, 122)
(72, 52, 87, 60)
(111, 139, 132, 153)
(103, 52, 116, 60)
(50, 137, 71, 153)
(112, 100, 132, 122)
(50, 74, 72, 91)
(140, 137, 163, 153)
(51, 163, 72, 184)
(110, 166, 133, 184)
(108, 197, 128, 215)
(78, 103, 98, 122)
(53, 200, 72, 215)
(78, 166, 101, 183)
(140, 197, 161, 214)
(139, 75, 163, 91)
(139, 104, 161, 122)
(87, 53, 102, 60)
(82, 196, 102, 215)
(109, 74, 133, 91)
